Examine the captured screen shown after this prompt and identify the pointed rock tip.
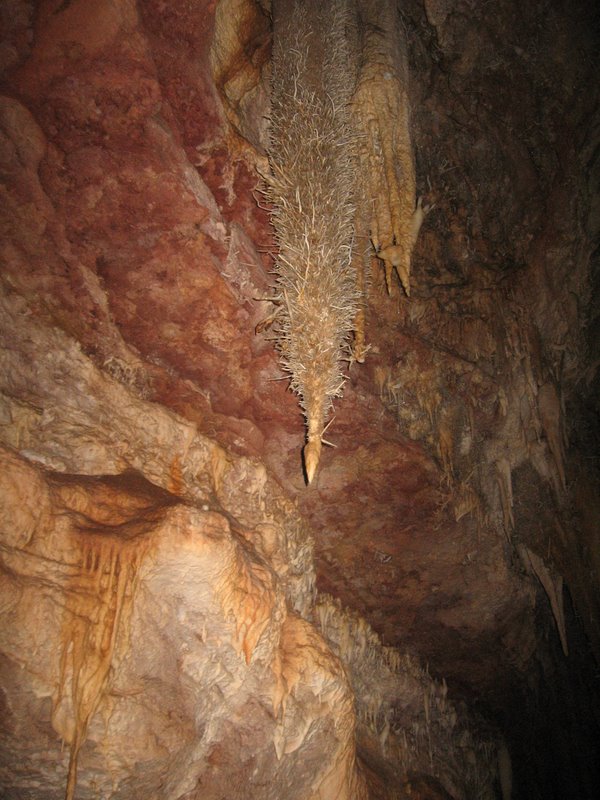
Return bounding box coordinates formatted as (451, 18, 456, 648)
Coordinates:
(303, 439, 321, 484)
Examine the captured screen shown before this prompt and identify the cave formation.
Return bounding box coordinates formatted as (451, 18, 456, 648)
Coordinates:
(0, 1, 599, 799)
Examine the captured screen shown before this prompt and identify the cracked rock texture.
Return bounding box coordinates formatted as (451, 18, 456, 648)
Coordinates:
(1, 1, 599, 799)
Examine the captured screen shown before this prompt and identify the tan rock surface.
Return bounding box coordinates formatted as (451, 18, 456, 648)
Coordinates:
(0, 446, 366, 800)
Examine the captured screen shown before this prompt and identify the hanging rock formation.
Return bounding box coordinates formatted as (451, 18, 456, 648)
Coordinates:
(266, 0, 426, 482)
(266, 0, 359, 484)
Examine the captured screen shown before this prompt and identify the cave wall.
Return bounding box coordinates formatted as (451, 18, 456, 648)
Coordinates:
(1, 0, 599, 798)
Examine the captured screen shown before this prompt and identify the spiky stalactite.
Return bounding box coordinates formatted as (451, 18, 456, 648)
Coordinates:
(267, 0, 358, 482)
(266, 0, 424, 479)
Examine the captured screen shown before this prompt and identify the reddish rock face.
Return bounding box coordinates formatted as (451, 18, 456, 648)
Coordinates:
(1, 0, 599, 798)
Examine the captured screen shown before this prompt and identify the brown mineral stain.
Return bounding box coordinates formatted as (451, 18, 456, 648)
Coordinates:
(168, 454, 184, 495)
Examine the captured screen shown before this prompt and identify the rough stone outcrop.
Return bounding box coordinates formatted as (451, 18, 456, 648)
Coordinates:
(0, 274, 495, 799)
(0, 445, 365, 800)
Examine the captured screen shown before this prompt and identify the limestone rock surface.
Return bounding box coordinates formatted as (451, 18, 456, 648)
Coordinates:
(0, 446, 365, 800)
